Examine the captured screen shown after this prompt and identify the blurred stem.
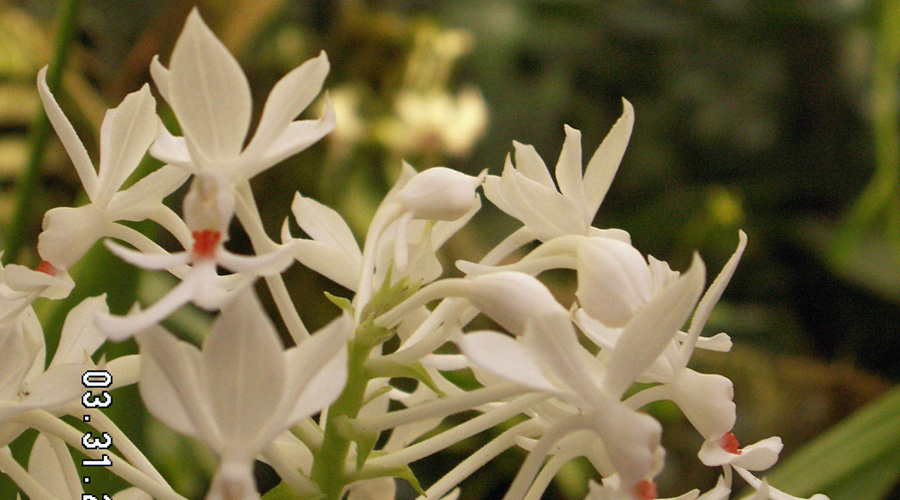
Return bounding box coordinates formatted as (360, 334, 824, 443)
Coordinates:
(3, 0, 81, 265)
(831, 0, 900, 268)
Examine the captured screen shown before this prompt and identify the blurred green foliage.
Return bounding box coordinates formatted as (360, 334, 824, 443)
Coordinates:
(1, 0, 899, 499)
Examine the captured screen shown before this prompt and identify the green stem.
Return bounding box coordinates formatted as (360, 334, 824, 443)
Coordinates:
(310, 339, 374, 500)
(3, 0, 82, 264)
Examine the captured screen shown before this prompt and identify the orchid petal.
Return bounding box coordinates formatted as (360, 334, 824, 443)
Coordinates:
(148, 120, 194, 169)
(38, 205, 106, 271)
(27, 434, 80, 498)
(217, 244, 296, 276)
(458, 330, 559, 393)
(255, 100, 336, 177)
(504, 162, 585, 238)
(282, 314, 350, 424)
(95, 85, 158, 207)
(290, 238, 360, 291)
(168, 9, 251, 164)
(37, 67, 99, 198)
(203, 288, 286, 445)
(108, 165, 192, 220)
(96, 275, 197, 341)
(466, 271, 566, 335)
(732, 436, 783, 471)
(512, 141, 554, 188)
(555, 125, 588, 225)
(669, 369, 735, 441)
(50, 295, 107, 366)
(136, 327, 213, 442)
(149, 55, 171, 104)
(291, 191, 361, 262)
(20, 363, 91, 410)
(104, 240, 190, 270)
(603, 254, 705, 399)
(242, 51, 329, 162)
(576, 238, 655, 328)
(583, 98, 633, 216)
(682, 231, 747, 362)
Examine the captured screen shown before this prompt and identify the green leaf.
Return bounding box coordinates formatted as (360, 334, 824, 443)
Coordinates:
(762, 385, 900, 500)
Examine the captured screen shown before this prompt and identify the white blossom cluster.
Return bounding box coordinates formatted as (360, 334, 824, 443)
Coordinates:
(0, 9, 829, 500)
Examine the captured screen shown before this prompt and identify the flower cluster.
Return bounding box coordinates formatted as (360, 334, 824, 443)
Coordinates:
(0, 9, 828, 500)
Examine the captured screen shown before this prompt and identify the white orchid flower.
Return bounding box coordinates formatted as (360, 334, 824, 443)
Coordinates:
(575, 232, 747, 445)
(136, 288, 349, 500)
(22, 434, 153, 500)
(483, 100, 633, 242)
(96, 174, 298, 341)
(0, 296, 107, 446)
(35, 67, 190, 272)
(149, 8, 335, 185)
(459, 255, 706, 499)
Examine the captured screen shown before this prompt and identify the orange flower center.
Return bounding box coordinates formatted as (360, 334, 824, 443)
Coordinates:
(36, 261, 58, 276)
(635, 479, 657, 500)
(191, 230, 222, 260)
(718, 432, 741, 455)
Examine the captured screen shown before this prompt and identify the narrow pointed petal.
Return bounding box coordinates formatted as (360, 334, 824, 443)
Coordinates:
(291, 191, 361, 262)
(254, 99, 336, 177)
(555, 125, 588, 223)
(290, 238, 360, 290)
(20, 363, 91, 410)
(148, 120, 194, 169)
(217, 244, 296, 276)
(583, 98, 634, 216)
(482, 164, 517, 216)
(168, 9, 251, 164)
(281, 314, 350, 423)
(104, 240, 191, 270)
(50, 295, 107, 366)
(457, 330, 559, 393)
(27, 434, 80, 498)
(95, 85, 158, 207)
(504, 162, 585, 238)
(242, 52, 329, 161)
(682, 231, 747, 362)
(150, 55, 171, 104)
(512, 142, 554, 188)
(203, 288, 286, 444)
(96, 275, 197, 340)
(108, 164, 192, 220)
(37, 67, 99, 198)
(136, 327, 214, 442)
(603, 254, 705, 399)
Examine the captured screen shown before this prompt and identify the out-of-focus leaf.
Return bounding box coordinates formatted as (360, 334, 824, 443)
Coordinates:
(763, 384, 900, 499)
(797, 217, 900, 303)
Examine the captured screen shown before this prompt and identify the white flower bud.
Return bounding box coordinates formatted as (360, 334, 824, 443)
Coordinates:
(397, 165, 485, 221)
(576, 238, 655, 328)
(467, 271, 567, 335)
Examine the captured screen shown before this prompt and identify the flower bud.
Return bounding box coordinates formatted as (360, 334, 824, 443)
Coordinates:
(576, 238, 654, 328)
(397, 166, 485, 221)
(467, 271, 566, 335)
